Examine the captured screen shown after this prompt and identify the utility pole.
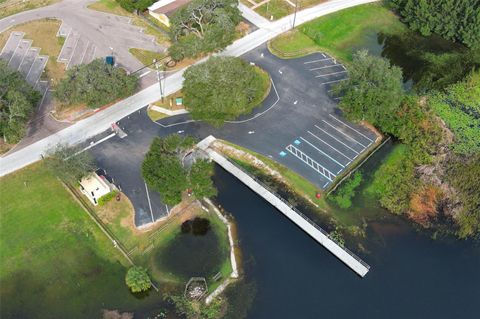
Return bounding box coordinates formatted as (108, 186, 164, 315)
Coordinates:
(154, 59, 166, 102)
(292, 0, 299, 29)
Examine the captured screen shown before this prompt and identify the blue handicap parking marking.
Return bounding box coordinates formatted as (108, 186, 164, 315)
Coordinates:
(294, 139, 301, 145)
(279, 151, 287, 157)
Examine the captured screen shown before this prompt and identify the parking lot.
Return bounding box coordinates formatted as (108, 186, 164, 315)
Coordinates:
(87, 44, 378, 227)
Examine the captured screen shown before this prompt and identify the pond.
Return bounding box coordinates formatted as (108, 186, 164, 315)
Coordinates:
(154, 217, 228, 280)
(212, 146, 480, 318)
(355, 30, 474, 91)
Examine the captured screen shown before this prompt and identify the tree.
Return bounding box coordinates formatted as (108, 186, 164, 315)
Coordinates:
(168, 0, 241, 60)
(189, 159, 217, 199)
(0, 61, 41, 144)
(55, 59, 138, 109)
(44, 143, 96, 183)
(125, 266, 152, 293)
(183, 56, 268, 125)
(333, 50, 404, 129)
(142, 135, 218, 206)
(389, 0, 480, 48)
(116, 0, 156, 12)
(142, 135, 194, 206)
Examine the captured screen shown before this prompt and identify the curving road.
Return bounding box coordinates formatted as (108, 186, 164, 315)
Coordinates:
(0, 0, 379, 176)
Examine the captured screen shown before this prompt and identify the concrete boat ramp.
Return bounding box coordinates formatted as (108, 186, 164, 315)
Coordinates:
(197, 136, 370, 277)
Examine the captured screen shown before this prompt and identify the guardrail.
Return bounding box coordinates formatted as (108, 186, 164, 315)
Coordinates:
(224, 156, 370, 270)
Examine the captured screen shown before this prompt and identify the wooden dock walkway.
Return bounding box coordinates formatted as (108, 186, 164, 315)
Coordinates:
(197, 136, 370, 277)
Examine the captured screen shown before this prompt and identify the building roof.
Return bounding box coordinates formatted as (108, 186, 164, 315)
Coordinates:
(80, 173, 110, 194)
(149, 0, 192, 17)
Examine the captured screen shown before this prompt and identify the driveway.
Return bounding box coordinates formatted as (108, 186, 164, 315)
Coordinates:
(89, 44, 377, 227)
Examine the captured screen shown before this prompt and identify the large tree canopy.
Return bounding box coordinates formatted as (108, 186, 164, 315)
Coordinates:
(0, 61, 41, 144)
(142, 135, 216, 206)
(168, 0, 242, 60)
(183, 56, 269, 125)
(54, 59, 138, 109)
(388, 0, 480, 48)
(333, 50, 404, 128)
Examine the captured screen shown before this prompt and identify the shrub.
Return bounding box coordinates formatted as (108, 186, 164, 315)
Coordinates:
(125, 266, 152, 293)
(98, 190, 119, 206)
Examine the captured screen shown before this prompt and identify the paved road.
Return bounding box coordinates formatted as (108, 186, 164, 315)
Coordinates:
(0, 0, 379, 176)
(88, 44, 376, 227)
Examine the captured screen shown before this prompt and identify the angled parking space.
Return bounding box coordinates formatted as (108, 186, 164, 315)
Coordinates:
(8, 39, 31, 71)
(0, 31, 24, 63)
(18, 47, 40, 76)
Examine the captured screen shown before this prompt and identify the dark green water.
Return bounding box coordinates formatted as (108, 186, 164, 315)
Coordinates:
(356, 30, 477, 91)
(155, 218, 227, 280)
(212, 143, 480, 319)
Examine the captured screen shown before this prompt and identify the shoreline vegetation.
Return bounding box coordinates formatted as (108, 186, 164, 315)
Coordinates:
(267, 2, 480, 239)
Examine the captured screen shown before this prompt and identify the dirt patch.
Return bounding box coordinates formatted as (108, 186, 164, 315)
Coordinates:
(212, 141, 285, 182)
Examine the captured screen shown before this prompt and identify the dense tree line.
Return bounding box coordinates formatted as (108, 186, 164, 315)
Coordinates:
(336, 50, 479, 237)
(142, 135, 217, 206)
(183, 56, 268, 125)
(387, 0, 480, 48)
(169, 0, 241, 61)
(55, 59, 138, 109)
(0, 61, 41, 144)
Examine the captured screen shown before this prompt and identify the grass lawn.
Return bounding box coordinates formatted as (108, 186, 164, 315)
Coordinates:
(0, 164, 163, 318)
(0, 19, 66, 84)
(147, 108, 169, 121)
(270, 3, 406, 62)
(129, 48, 166, 67)
(243, 0, 327, 20)
(218, 140, 329, 210)
(0, 0, 60, 19)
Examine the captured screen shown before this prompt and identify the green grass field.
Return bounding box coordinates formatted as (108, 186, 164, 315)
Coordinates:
(270, 3, 406, 62)
(0, 164, 163, 318)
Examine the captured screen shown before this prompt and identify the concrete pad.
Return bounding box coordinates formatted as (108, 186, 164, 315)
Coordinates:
(26, 55, 48, 86)
(57, 31, 80, 63)
(8, 39, 31, 71)
(18, 47, 40, 76)
(56, 21, 71, 38)
(0, 31, 24, 63)
(67, 36, 88, 68)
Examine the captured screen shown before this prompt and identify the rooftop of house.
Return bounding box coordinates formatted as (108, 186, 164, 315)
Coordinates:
(148, 0, 192, 16)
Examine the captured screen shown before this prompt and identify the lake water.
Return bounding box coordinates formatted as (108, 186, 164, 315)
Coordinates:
(356, 30, 472, 91)
(212, 161, 480, 318)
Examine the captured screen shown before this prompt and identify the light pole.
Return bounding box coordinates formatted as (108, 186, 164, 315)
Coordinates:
(292, 0, 299, 29)
(154, 59, 166, 102)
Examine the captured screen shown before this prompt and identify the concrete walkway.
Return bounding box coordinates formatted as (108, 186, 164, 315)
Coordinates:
(197, 136, 370, 277)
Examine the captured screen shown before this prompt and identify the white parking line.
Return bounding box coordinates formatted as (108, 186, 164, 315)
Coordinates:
(315, 70, 348, 78)
(144, 182, 155, 223)
(300, 137, 345, 168)
(314, 125, 360, 154)
(139, 70, 151, 78)
(322, 120, 367, 148)
(304, 57, 334, 64)
(309, 64, 341, 71)
(320, 78, 348, 85)
(329, 114, 374, 142)
(307, 130, 353, 161)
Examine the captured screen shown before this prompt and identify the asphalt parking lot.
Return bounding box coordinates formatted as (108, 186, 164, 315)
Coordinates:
(88, 44, 378, 227)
